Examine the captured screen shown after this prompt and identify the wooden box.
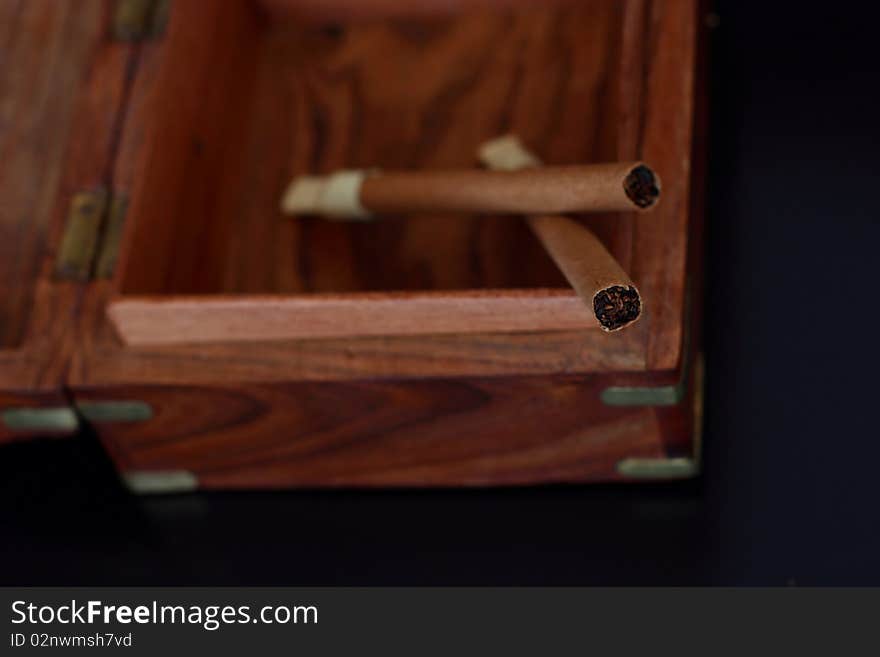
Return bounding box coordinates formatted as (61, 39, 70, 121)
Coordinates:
(1, 0, 705, 492)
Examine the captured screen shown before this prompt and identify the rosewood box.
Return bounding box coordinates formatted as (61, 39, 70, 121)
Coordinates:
(0, 0, 706, 492)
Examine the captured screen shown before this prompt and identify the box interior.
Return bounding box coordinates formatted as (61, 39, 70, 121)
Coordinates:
(117, 0, 632, 298)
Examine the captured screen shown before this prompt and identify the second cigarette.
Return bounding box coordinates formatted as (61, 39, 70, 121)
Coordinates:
(282, 162, 660, 220)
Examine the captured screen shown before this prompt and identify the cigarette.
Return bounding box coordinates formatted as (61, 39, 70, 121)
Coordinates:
(281, 160, 659, 220)
(479, 136, 642, 332)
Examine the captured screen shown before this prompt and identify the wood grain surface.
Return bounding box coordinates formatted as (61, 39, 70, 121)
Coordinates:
(118, 1, 627, 295)
(114, 0, 262, 295)
(78, 374, 689, 488)
(634, 0, 696, 369)
(108, 290, 601, 345)
(63, 0, 702, 485)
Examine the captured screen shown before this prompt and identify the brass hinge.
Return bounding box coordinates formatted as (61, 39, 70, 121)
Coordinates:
(113, 0, 170, 41)
(55, 190, 108, 281)
(55, 191, 128, 282)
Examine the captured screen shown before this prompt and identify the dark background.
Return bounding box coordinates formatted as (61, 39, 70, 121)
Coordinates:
(2, 1, 879, 585)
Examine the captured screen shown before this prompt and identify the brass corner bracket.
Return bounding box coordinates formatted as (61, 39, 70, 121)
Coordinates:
(615, 355, 705, 480)
(76, 400, 154, 423)
(2, 407, 79, 432)
(123, 470, 198, 494)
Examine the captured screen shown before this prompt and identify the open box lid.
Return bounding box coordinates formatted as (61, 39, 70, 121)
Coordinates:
(0, 0, 165, 440)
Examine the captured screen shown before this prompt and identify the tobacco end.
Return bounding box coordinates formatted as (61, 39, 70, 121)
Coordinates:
(593, 285, 642, 331)
(623, 165, 660, 209)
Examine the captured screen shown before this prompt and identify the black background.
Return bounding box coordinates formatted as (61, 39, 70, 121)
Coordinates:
(2, 1, 879, 585)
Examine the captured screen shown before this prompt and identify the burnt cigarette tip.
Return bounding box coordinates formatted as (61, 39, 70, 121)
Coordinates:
(624, 164, 660, 209)
(593, 285, 642, 331)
